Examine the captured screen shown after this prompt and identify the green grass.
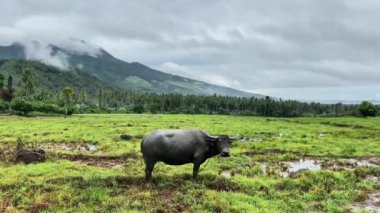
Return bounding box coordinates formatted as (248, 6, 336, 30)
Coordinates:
(0, 114, 379, 212)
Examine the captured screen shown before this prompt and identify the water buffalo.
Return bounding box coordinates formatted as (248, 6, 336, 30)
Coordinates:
(141, 129, 236, 181)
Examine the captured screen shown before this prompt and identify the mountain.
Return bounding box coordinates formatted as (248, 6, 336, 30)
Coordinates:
(0, 40, 263, 98)
(0, 59, 115, 97)
(0, 42, 25, 59)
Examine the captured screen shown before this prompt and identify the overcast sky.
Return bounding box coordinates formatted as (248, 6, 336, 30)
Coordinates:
(1, 0, 380, 101)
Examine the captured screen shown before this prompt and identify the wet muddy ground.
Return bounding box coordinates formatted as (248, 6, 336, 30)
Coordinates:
(2, 141, 379, 212)
(6, 141, 380, 180)
(39, 143, 97, 152)
(219, 157, 380, 212)
(349, 192, 380, 213)
(220, 157, 379, 179)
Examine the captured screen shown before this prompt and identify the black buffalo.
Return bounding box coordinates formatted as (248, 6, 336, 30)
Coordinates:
(141, 129, 236, 181)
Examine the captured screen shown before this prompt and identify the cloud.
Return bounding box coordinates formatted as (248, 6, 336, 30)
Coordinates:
(15, 38, 103, 70)
(0, 0, 380, 100)
(0, 26, 25, 45)
(161, 62, 191, 77)
(22, 40, 69, 70)
(56, 38, 102, 57)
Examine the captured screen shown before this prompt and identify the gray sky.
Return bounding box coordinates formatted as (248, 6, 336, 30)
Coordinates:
(1, 0, 380, 101)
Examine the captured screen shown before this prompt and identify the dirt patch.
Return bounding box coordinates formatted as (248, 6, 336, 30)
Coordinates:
(364, 176, 379, 182)
(15, 149, 46, 164)
(255, 157, 379, 178)
(349, 191, 380, 213)
(30, 201, 50, 213)
(73, 159, 126, 168)
(205, 177, 241, 191)
(56, 152, 138, 161)
(40, 143, 96, 152)
(152, 187, 190, 213)
(366, 157, 380, 165)
(244, 149, 301, 156)
(46, 176, 144, 188)
(56, 152, 137, 168)
(323, 158, 380, 170)
(320, 121, 368, 129)
(114, 176, 144, 186)
(0, 198, 12, 213)
(120, 134, 133, 141)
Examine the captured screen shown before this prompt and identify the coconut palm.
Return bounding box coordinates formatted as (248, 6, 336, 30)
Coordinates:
(62, 87, 75, 117)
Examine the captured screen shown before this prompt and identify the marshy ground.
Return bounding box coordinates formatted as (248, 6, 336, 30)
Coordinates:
(0, 114, 379, 212)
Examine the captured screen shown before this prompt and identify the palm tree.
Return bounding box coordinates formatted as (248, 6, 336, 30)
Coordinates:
(97, 89, 102, 109)
(62, 87, 74, 117)
(79, 91, 86, 109)
(19, 68, 37, 97)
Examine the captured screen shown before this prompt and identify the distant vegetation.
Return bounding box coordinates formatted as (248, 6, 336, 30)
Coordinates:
(0, 59, 378, 117)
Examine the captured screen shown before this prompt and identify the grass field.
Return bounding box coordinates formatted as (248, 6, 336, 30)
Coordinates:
(0, 114, 379, 212)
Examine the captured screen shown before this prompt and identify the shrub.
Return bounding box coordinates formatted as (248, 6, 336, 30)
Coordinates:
(35, 102, 61, 114)
(358, 101, 377, 117)
(13, 99, 35, 115)
(132, 104, 145, 114)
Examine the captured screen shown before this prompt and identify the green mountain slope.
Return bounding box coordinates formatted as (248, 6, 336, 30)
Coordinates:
(0, 43, 25, 59)
(0, 41, 263, 98)
(67, 50, 261, 97)
(0, 59, 115, 97)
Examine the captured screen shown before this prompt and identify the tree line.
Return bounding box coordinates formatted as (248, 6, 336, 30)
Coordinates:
(0, 68, 378, 117)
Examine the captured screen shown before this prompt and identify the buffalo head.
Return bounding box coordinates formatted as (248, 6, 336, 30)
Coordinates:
(207, 135, 239, 157)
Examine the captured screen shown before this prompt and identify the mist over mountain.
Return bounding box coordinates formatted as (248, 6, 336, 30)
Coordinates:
(0, 39, 263, 98)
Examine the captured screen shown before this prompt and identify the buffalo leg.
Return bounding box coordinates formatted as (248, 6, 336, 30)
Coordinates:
(192, 163, 200, 181)
(144, 158, 157, 182)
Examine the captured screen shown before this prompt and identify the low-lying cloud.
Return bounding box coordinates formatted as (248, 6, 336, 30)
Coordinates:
(16, 38, 103, 70)
(22, 40, 69, 70)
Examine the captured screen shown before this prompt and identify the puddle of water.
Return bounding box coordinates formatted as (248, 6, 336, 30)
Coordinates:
(287, 159, 321, 173)
(277, 133, 289, 137)
(220, 170, 232, 178)
(256, 159, 322, 178)
(74, 159, 126, 168)
(254, 157, 379, 178)
(350, 191, 380, 213)
(240, 137, 263, 143)
(257, 162, 268, 175)
(279, 159, 321, 178)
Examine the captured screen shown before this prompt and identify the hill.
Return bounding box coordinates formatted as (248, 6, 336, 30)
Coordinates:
(0, 40, 263, 98)
(0, 59, 115, 97)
